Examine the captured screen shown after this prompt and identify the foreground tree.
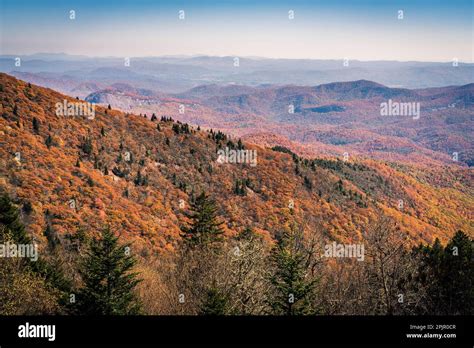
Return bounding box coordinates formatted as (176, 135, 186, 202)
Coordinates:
(0, 233, 60, 315)
(413, 230, 473, 315)
(180, 192, 224, 247)
(0, 193, 30, 244)
(267, 225, 318, 315)
(441, 231, 473, 314)
(200, 285, 230, 315)
(360, 216, 419, 315)
(76, 227, 141, 315)
(0, 194, 63, 314)
(160, 192, 227, 314)
(227, 227, 269, 315)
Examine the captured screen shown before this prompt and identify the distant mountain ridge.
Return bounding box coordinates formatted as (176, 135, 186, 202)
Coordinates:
(2, 54, 473, 92)
(76, 79, 474, 168)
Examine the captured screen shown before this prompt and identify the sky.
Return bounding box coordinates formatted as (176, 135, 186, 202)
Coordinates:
(0, 0, 473, 62)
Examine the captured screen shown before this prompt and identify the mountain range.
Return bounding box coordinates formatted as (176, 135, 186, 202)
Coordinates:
(0, 72, 472, 257)
(84, 79, 474, 167)
(2, 54, 473, 94)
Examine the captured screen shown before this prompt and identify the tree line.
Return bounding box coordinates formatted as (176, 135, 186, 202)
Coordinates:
(0, 192, 472, 315)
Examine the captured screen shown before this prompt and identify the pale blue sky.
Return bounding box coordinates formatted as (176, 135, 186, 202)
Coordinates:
(1, 0, 472, 62)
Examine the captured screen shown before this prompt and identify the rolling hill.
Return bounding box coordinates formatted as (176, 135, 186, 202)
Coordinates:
(0, 73, 472, 258)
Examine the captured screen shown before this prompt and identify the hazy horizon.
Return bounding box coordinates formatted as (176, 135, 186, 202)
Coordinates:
(1, 52, 473, 64)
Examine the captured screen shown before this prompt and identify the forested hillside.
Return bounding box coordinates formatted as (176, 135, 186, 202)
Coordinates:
(0, 73, 472, 315)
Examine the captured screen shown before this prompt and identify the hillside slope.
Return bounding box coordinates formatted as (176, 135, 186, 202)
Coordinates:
(0, 73, 472, 256)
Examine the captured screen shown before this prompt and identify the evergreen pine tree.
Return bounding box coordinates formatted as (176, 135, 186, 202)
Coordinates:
(200, 286, 229, 315)
(267, 228, 317, 315)
(45, 134, 53, 149)
(414, 231, 473, 314)
(180, 192, 224, 247)
(80, 136, 93, 156)
(0, 193, 30, 244)
(442, 231, 473, 314)
(76, 226, 141, 315)
(134, 170, 142, 186)
(32, 117, 40, 134)
(43, 224, 59, 250)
